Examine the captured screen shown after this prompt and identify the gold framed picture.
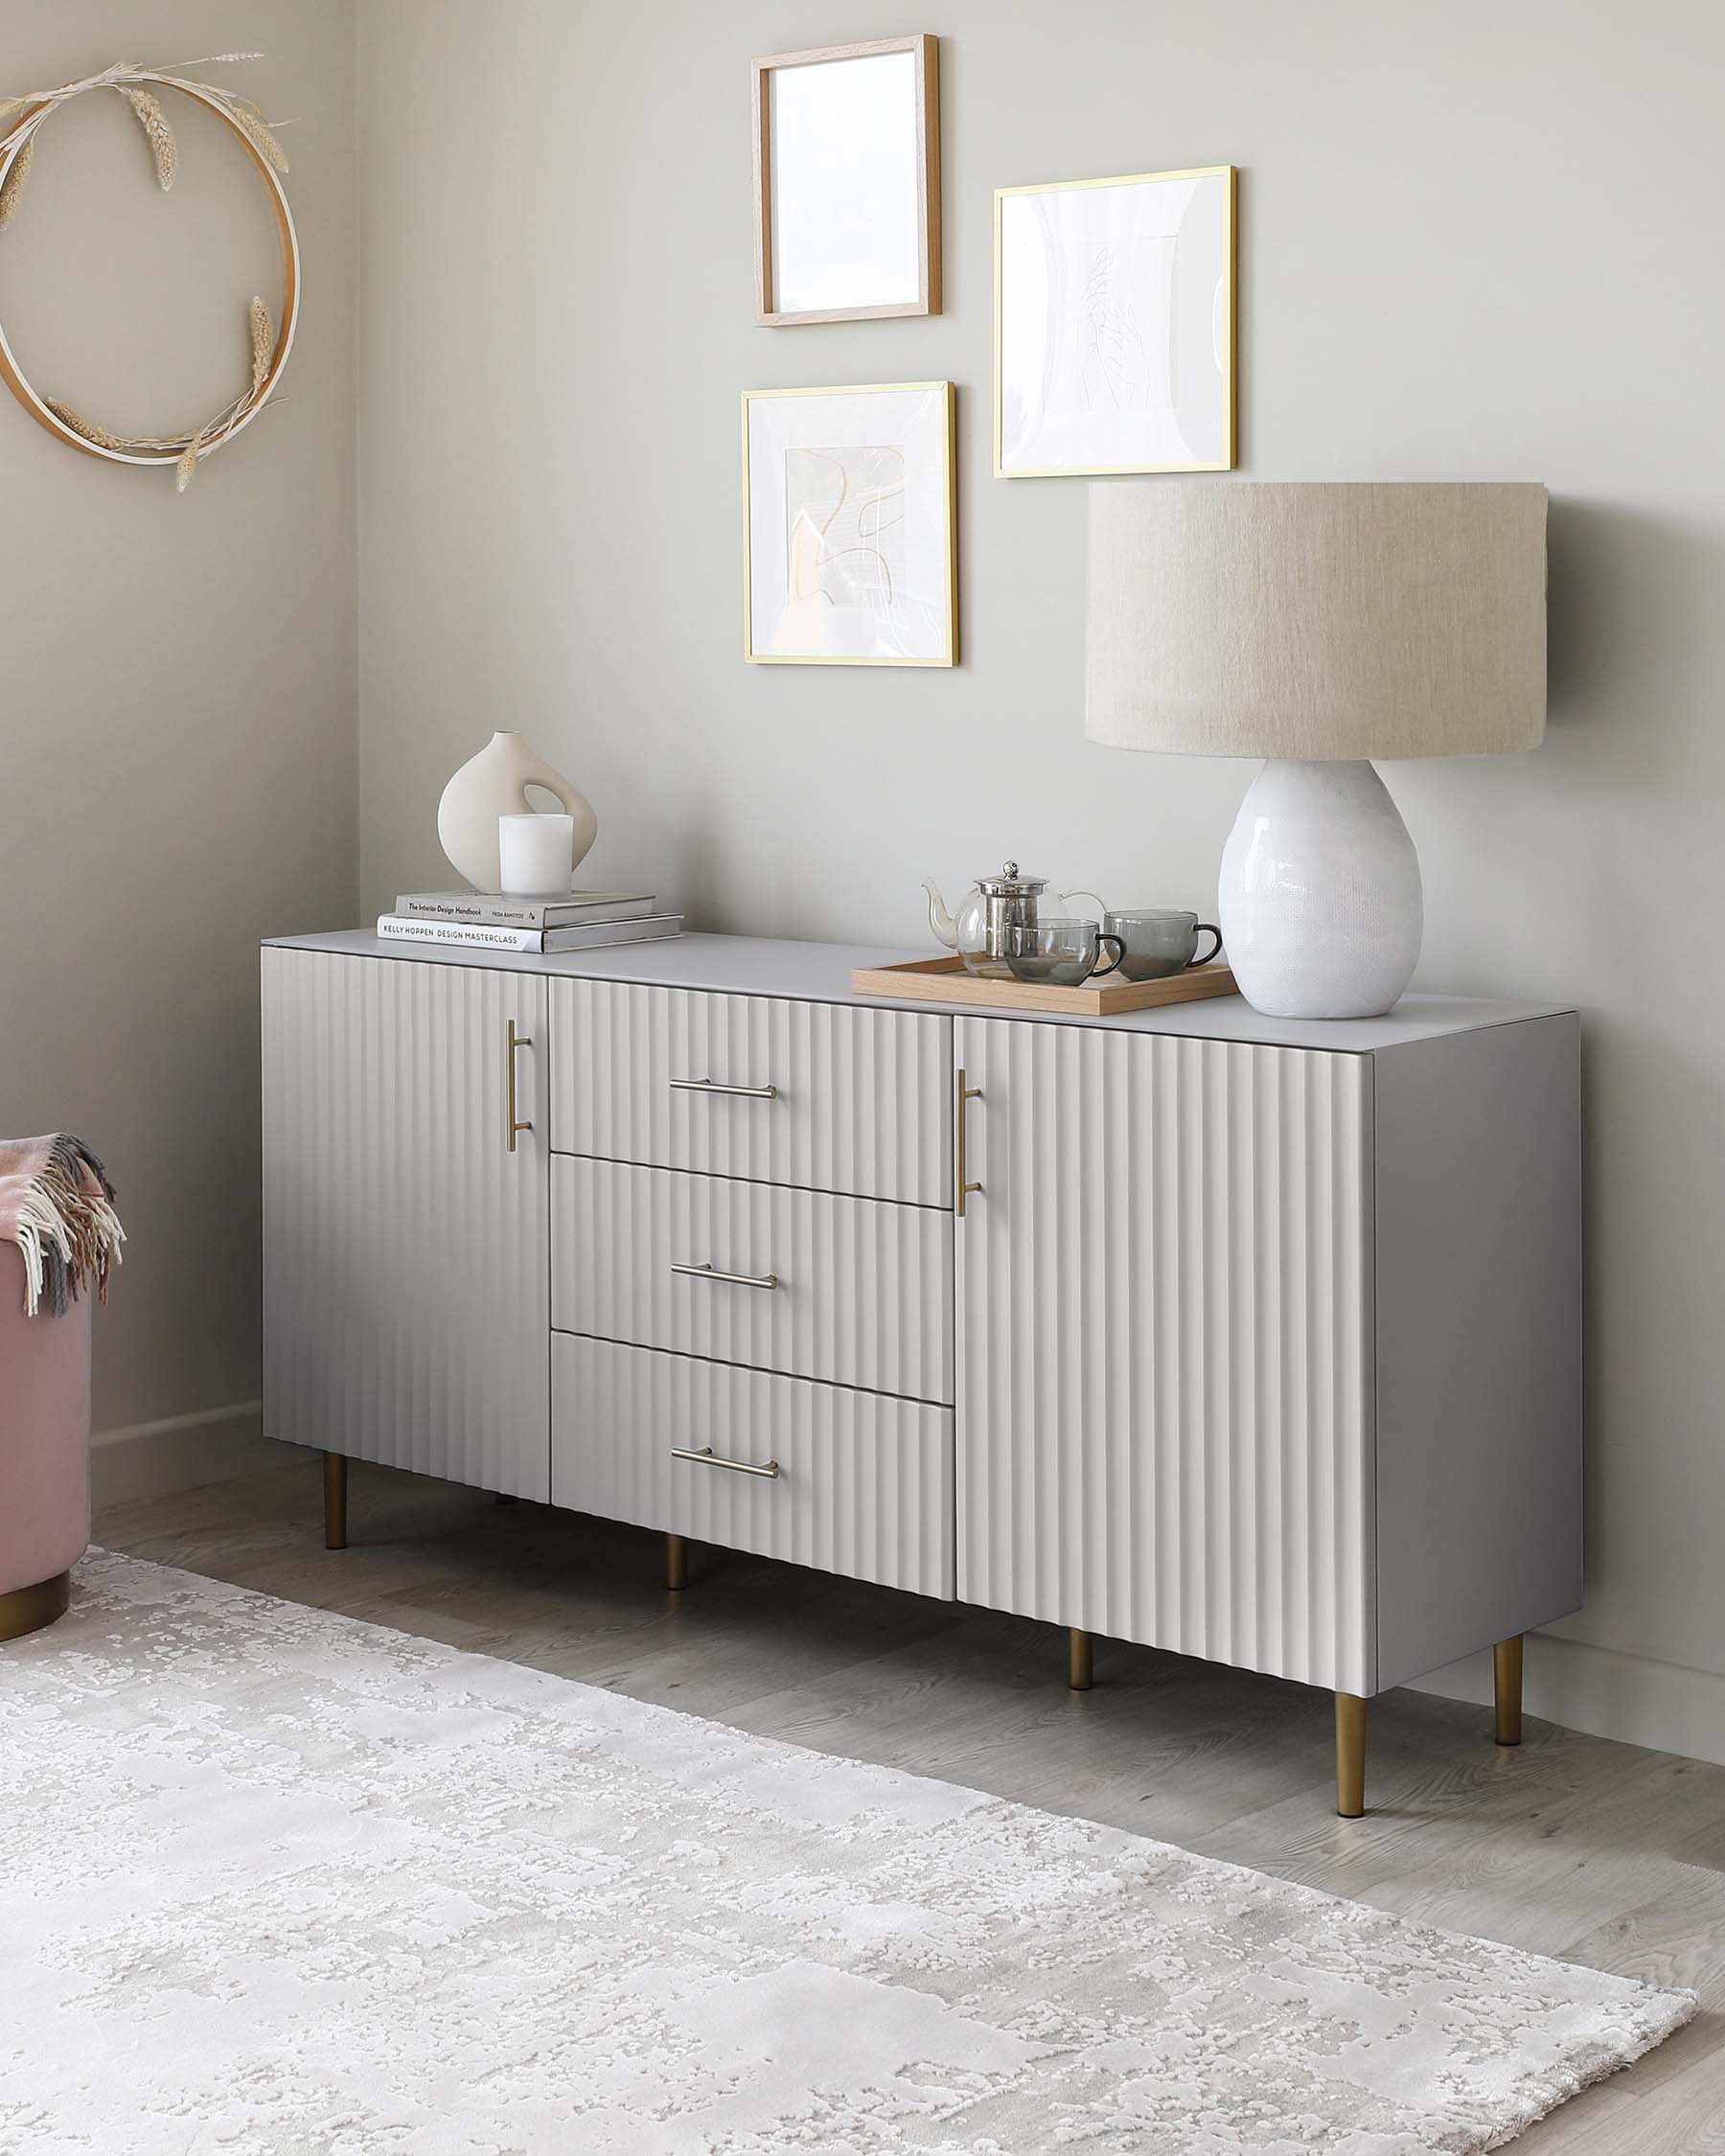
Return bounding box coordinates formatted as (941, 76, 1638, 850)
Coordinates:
(995, 166, 1236, 478)
(743, 382, 956, 667)
(752, 36, 941, 327)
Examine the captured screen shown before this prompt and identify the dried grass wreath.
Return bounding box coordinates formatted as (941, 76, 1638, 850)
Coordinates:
(0, 57, 299, 490)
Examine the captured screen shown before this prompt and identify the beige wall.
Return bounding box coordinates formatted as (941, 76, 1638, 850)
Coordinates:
(0, 5, 356, 1487)
(356, 0, 1725, 1758)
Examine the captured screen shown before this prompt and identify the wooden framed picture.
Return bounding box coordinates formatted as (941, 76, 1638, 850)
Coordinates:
(743, 382, 956, 667)
(752, 35, 941, 327)
(995, 166, 1236, 477)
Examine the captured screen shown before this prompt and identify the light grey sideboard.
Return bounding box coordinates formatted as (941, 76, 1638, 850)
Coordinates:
(261, 930, 1581, 1815)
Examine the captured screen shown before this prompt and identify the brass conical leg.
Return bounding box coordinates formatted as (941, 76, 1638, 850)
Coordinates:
(665, 1532, 688, 1592)
(322, 1452, 348, 1550)
(1494, 1636, 1524, 1746)
(1336, 1692, 1367, 1818)
(1068, 1628, 1093, 1691)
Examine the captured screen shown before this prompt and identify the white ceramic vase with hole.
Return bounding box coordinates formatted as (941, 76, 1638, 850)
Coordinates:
(1218, 759, 1423, 1020)
(437, 731, 597, 893)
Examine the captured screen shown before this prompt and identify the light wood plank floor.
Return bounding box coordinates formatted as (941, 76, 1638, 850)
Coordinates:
(97, 1456, 1725, 2150)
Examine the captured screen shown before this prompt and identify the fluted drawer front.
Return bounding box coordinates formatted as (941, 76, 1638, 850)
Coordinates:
(548, 979, 952, 1205)
(954, 1017, 1374, 1693)
(262, 948, 550, 1499)
(552, 1157, 954, 1405)
(552, 1337, 954, 1597)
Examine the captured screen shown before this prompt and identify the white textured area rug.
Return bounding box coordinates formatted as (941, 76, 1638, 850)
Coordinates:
(0, 1554, 1692, 2155)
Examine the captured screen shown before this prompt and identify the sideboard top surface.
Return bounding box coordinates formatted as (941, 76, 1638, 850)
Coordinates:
(264, 931, 1575, 1053)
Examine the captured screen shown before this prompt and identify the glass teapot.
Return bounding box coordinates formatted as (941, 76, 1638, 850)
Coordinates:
(923, 860, 1048, 978)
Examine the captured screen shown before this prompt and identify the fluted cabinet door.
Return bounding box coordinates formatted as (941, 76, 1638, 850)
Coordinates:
(262, 949, 550, 1499)
(954, 1018, 1375, 1694)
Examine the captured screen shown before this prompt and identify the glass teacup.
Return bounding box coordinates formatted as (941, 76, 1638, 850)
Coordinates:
(1103, 910, 1224, 980)
(1007, 917, 1127, 987)
(1057, 894, 1224, 981)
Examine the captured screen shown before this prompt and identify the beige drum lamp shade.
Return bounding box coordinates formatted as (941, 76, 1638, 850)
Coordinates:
(1086, 482, 1548, 761)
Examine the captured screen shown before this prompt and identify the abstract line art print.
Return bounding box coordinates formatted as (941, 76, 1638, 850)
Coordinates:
(744, 383, 954, 666)
(997, 167, 1235, 477)
(784, 446, 908, 623)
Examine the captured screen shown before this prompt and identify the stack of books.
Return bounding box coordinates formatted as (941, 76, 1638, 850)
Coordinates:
(377, 891, 684, 954)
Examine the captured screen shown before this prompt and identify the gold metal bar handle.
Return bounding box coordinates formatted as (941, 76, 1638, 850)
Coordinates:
(671, 1259, 778, 1292)
(506, 1020, 533, 1153)
(955, 1067, 982, 1217)
(670, 1076, 778, 1100)
(670, 1444, 781, 1480)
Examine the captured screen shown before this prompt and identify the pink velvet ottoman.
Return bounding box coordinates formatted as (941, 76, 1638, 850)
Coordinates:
(0, 1241, 91, 1641)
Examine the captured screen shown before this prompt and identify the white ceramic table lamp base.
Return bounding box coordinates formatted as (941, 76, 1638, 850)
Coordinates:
(1218, 760, 1423, 1019)
(1086, 483, 1547, 1022)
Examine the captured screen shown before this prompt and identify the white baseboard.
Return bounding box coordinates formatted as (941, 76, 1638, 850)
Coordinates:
(1413, 1632, 1725, 1771)
(90, 1401, 311, 1508)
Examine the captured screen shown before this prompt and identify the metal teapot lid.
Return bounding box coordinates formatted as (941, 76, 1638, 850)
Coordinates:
(977, 859, 1046, 897)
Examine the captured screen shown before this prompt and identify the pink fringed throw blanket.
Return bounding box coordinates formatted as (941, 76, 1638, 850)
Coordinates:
(0, 1135, 124, 1317)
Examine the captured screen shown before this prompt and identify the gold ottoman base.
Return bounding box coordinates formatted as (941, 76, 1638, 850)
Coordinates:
(0, 1569, 71, 1643)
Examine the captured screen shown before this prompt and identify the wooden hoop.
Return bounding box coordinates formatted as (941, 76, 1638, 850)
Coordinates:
(0, 74, 300, 467)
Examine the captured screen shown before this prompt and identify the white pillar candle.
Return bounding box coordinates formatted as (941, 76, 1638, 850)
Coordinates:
(497, 814, 575, 898)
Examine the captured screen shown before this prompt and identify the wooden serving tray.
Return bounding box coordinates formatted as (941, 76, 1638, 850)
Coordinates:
(850, 953, 1237, 1016)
